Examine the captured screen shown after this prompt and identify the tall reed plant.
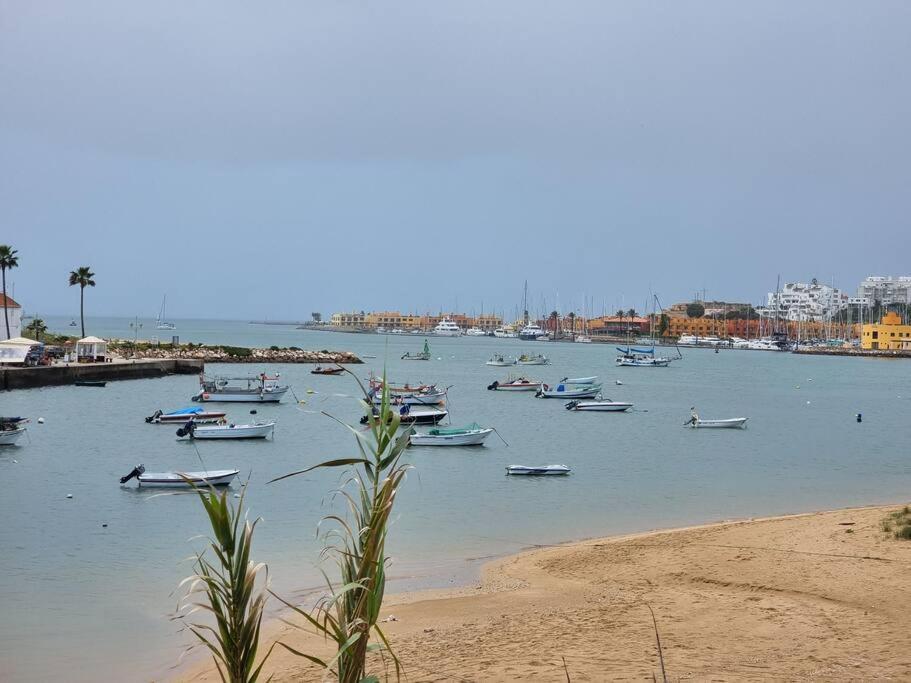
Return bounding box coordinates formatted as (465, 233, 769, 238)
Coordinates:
(177, 485, 273, 683)
(270, 371, 412, 682)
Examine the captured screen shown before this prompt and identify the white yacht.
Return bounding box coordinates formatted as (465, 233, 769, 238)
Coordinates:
(493, 325, 518, 338)
(518, 322, 547, 341)
(432, 319, 463, 336)
(678, 334, 724, 347)
(465, 327, 486, 336)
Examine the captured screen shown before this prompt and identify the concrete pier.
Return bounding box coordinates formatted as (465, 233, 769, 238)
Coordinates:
(0, 359, 204, 390)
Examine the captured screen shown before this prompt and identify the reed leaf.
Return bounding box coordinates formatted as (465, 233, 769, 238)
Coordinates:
(270, 368, 410, 682)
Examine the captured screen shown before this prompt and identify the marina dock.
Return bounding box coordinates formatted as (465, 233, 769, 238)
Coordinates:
(0, 358, 205, 390)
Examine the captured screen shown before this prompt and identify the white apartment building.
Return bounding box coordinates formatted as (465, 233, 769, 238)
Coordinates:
(856, 276, 911, 305)
(765, 280, 848, 321)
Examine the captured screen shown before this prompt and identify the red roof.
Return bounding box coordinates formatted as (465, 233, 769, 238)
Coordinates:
(0, 294, 20, 308)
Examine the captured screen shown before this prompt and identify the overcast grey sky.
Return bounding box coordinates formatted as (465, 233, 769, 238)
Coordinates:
(2, 1, 909, 319)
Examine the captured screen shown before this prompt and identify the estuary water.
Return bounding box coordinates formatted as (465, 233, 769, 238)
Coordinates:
(2, 319, 910, 681)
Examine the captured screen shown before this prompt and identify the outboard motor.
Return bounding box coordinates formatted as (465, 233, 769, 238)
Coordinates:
(145, 409, 162, 424)
(487, 381, 499, 391)
(176, 419, 196, 438)
(399, 404, 411, 417)
(120, 464, 146, 484)
(565, 400, 578, 411)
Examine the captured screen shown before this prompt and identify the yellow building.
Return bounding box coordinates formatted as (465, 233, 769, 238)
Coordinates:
(861, 311, 911, 350)
(330, 312, 366, 327)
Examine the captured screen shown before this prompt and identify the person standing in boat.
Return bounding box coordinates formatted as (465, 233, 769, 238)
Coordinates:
(687, 407, 699, 426)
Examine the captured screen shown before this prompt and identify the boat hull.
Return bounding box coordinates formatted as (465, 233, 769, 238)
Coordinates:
(506, 465, 571, 476)
(187, 422, 275, 439)
(691, 418, 749, 429)
(193, 388, 288, 403)
(137, 469, 239, 488)
(410, 428, 493, 446)
(489, 382, 542, 391)
(536, 384, 603, 399)
(373, 391, 446, 406)
(566, 401, 633, 412)
(153, 412, 226, 424)
(560, 376, 597, 384)
(0, 427, 26, 445)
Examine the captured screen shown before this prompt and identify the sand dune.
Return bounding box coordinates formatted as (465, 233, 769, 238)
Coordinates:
(180, 504, 911, 681)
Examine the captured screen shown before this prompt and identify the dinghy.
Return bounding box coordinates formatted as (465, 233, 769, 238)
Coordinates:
(176, 420, 275, 440)
(145, 407, 227, 424)
(505, 464, 571, 476)
(560, 376, 598, 384)
(119, 464, 239, 488)
(410, 423, 493, 446)
(564, 398, 633, 412)
(311, 366, 345, 375)
(486, 354, 516, 366)
(535, 383, 603, 399)
(487, 377, 543, 391)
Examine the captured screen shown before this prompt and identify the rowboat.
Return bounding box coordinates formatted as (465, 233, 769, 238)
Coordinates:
(311, 366, 345, 375)
(486, 354, 516, 366)
(75, 380, 107, 387)
(360, 404, 448, 426)
(505, 465, 571, 476)
(560, 376, 598, 384)
(535, 383, 603, 399)
(192, 373, 289, 403)
(487, 377, 543, 391)
(177, 421, 276, 439)
(145, 408, 227, 424)
(686, 417, 749, 429)
(409, 423, 493, 446)
(564, 398, 633, 412)
(119, 464, 239, 488)
(516, 353, 550, 365)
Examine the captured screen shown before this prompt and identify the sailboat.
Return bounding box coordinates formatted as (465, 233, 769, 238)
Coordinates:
(156, 296, 176, 330)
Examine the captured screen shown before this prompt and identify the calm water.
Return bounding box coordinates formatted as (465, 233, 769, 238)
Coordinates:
(2, 319, 910, 681)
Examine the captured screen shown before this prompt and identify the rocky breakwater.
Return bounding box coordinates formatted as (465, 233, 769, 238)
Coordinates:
(111, 343, 362, 364)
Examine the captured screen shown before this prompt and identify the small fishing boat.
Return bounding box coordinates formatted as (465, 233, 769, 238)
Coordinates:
(311, 366, 345, 375)
(410, 423, 493, 446)
(360, 404, 448, 426)
(505, 464, 571, 476)
(74, 380, 107, 387)
(565, 398, 633, 412)
(176, 420, 276, 440)
(517, 353, 550, 365)
(146, 407, 227, 424)
(0, 417, 28, 446)
(487, 377, 543, 391)
(535, 383, 603, 399)
(119, 464, 239, 488)
(616, 346, 675, 367)
(560, 376, 598, 384)
(401, 340, 432, 361)
(486, 354, 516, 366)
(371, 387, 447, 405)
(192, 373, 289, 403)
(686, 417, 749, 429)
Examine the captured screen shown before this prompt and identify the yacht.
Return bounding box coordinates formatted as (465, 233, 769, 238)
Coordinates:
(493, 325, 518, 338)
(518, 322, 547, 341)
(156, 295, 176, 331)
(432, 319, 463, 336)
(465, 327, 486, 336)
(678, 334, 724, 347)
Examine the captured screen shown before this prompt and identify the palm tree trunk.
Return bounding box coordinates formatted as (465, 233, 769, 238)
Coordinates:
(80, 285, 85, 338)
(1, 268, 9, 340)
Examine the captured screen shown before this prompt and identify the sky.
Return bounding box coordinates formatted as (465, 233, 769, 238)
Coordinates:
(1, 1, 910, 320)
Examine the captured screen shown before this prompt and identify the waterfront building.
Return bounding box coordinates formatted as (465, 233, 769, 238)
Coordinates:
(664, 316, 859, 341)
(588, 315, 650, 337)
(857, 276, 911, 306)
(765, 280, 848, 321)
(330, 311, 366, 328)
(330, 310, 503, 332)
(861, 311, 911, 351)
(0, 294, 22, 340)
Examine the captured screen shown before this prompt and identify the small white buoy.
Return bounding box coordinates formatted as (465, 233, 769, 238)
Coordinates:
(38, 417, 45, 424)
(808, 378, 813, 382)
(12, 459, 17, 464)
(806, 400, 811, 405)
(66, 494, 73, 499)
(796, 385, 800, 389)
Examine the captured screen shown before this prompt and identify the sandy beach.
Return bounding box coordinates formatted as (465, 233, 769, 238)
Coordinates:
(180, 504, 911, 681)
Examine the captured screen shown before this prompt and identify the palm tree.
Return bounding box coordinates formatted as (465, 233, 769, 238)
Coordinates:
(0, 245, 19, 340)
(567, 311, 576, 339)
(614, 309, 624, 319)
(68, 266, 96, 338)
(549, 310, 559, 339)
(24, 318, 47, 342)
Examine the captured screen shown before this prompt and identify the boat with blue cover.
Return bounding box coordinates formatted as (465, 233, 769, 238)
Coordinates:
(145, 407, 227, 424)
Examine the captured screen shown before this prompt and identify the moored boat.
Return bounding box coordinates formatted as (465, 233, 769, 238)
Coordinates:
(565, 398, 633, 412)
(409, 423, 493, 446)
(145, 407, 227, 424)
(535, 383, 602, 399)
(177, 420, 276, 440)
(465, 327, 486, 337)
(486, 354, 516, 366)
(311, 366, 345, 375)
(432, 319, 463, 336)
(370, 387, 446, 405)
(505, 464, 571, 476)
(401, 339, 432, 361)
(0, 417, 28, 446)
(517, 353, 550, 365)
(686, 417, 749, 429)
(360, 404, 448, 426)
(192, 373, 289, 403)
(74, 380, 107, 387)
(487, 376, 543, 391)
(119, 464, 239, 488)
(560, 376, 598, 384)
(518, 322, 547, 341)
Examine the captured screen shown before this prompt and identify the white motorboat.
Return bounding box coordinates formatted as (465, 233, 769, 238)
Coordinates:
(574, 335, 592, 343)
(360, 404, 448, 426)
(177, 421, 275, 440)
(432, 319, 463, 336)
(409, 423, 493, 446)
(505, 464, 571, 476)
(686, 417, 749, 429)
(517, 353, 550, 365)
(0, 425, 27, 446)
(486, 354, 516, 366)
(465, 327, 486, 336)
(487, 376, 543, 391)
(120, 464, 239, 488)
(493, 326, 518, 338)
(560, 376, 598, 384)
(564, 398, 633, 412)
(192, 373, 289, 403)
(145, 407, 227, 424)
(372, 388, 447, 405)
(518, 323, 547, 341)
(535, 383, 602, 399)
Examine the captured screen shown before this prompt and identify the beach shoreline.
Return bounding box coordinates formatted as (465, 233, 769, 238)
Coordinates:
(178, 502, 911, 681)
